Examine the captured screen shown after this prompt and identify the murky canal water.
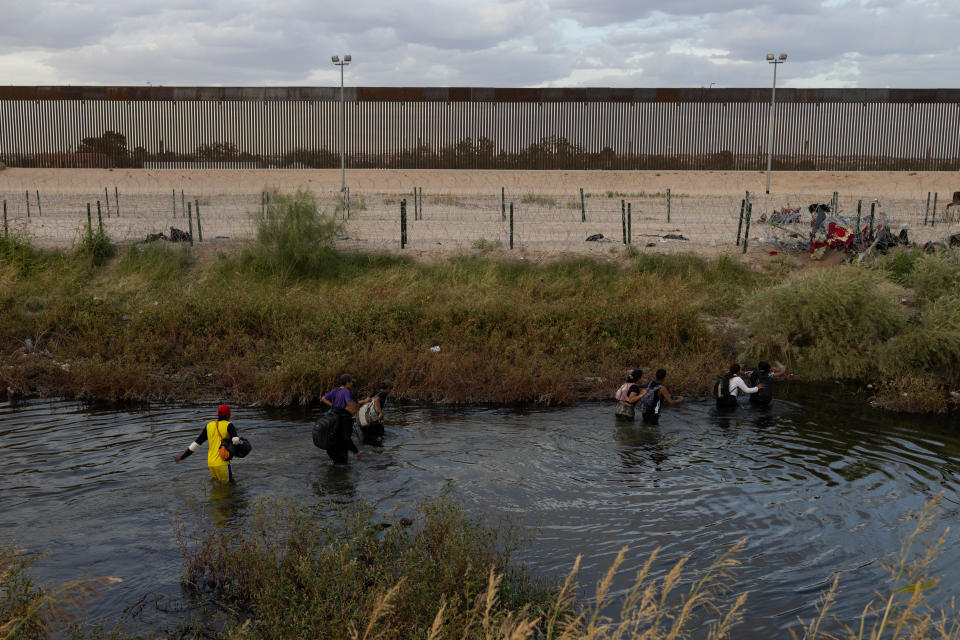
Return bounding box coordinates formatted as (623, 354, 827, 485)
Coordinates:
(1, 387, 959, 637)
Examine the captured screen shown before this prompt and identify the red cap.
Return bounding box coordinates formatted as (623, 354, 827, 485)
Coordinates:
(217, 404, 231, 418)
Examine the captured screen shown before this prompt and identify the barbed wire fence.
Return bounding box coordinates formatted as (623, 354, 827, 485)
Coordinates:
(1, 183, 958, 255)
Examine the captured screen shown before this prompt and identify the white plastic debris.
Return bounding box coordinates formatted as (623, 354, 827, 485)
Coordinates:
(429, 345, 441, 353)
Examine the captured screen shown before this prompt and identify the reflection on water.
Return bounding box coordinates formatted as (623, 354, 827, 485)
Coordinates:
(0, 387, 958, 638)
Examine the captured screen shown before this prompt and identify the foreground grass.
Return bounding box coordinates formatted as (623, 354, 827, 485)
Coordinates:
(4, 496, 957, 639)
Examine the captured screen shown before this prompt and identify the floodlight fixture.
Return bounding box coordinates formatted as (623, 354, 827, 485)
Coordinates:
(764, 52, 788, 194)
(332, 54, 353, 192)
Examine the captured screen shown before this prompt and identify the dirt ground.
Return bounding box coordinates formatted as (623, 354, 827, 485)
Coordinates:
(1, 168, 958, 256)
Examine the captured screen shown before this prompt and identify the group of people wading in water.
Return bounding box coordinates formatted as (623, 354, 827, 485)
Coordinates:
(174, 363, 787, 484)
(174, 376, 394, 482)
(615, 362, 788, 423)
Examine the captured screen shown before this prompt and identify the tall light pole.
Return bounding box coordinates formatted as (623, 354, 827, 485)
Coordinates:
(765, 52, 787, 194)
(331, 55, 351, 193)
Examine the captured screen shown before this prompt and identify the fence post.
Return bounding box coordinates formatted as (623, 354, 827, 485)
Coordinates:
(924, 191, 931, 225)
(869, 201, 876, 238)
(105, 187, 111, 218)
(36, 190, 41, 217)
(620, 200, 627, 244)
(195, 199, 203, 242)
(181, 190, 186, 221)
(580, 187, 585, 222)
(3, 200, 7, 237)
(509, 202, 514, 250)
(418, 187, 423, 219)
(187, 202, 194, 246)
(742, 202, 752, 254)
(856, 200, 863, 243)
(666, 188, 671, 223)
(260, 191, 265, 218)
(501, 187, 505, 221)
(96, 201, 103, 233)
(400, 199, 407, 248)
(736, 198, 745, 246)
(25, 191, 30, 218)
(115, 186, 120, 217)
(627, 203, 632, 245)
(932, 192, 938, 226)
(172, 189, 177, 218)
(86, 203, 92, 239)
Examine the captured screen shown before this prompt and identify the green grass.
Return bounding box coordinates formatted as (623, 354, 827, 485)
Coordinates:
(740, 266, 908, 380)
(1, 193, 958, 410)
(1, 235, 759, 404)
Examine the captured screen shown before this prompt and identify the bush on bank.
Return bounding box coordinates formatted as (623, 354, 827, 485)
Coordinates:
(0, 191, 958, 410)
(0, 192, 757, 405)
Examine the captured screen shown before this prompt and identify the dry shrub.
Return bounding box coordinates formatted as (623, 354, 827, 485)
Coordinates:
(869, 376, 949, 414)
(740, 267, 908, 380)
(876, 295, 960, 385)
(908, 252, 960, 302)
(178, 496, 751, 640)
(0, 544, 120, 640)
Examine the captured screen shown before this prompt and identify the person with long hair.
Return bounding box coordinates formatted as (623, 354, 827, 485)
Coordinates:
(614, 369, 647, 421)
(716, 363, 762, 409)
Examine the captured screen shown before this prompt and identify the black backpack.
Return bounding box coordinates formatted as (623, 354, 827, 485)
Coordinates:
(712, 376, 731, 399)
(637, 382, 661, 414)
(312, 413, 337, 449)
(221, 436, 252, 460)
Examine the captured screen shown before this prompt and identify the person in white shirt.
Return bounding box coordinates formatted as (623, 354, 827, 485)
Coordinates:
(716, 363, 762, 409)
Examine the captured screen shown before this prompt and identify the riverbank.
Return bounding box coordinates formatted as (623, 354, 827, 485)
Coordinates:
(1, 190, 958, 411)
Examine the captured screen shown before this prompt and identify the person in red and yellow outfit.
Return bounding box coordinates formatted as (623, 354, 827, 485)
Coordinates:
(174, 404, 242, 483)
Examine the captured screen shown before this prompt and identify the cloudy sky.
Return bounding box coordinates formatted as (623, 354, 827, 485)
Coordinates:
(0, 0, 957, 88)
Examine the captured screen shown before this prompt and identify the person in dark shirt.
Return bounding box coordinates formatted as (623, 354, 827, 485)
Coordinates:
(320, 374, 364, 464)
(640, 369, 684, 425)
(748, 361, 788, 406)
(359, 380, 394, 445)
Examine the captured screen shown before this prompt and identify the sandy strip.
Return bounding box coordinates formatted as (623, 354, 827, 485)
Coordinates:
(1, 169, 957, 254)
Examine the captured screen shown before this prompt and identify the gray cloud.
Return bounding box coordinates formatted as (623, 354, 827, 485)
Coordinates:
(0, 0, 956, 87)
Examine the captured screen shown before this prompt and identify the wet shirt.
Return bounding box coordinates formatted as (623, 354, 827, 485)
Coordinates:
(643, 381, 663, 416)
(324, 387, 352, 409)
(727, 376, 759, 397)
(749, 371, 774, 404)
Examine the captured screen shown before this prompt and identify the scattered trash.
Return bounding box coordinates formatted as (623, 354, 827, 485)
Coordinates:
(662, 234, 688, 241)
(169, 227, 191, 242)
(429, 345, 441, 353)
(763, 208, 802, 225)
(585, 233, 611, 242)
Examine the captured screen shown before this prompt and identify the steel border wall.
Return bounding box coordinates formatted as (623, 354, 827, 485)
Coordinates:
(1, 86, 958, 170)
